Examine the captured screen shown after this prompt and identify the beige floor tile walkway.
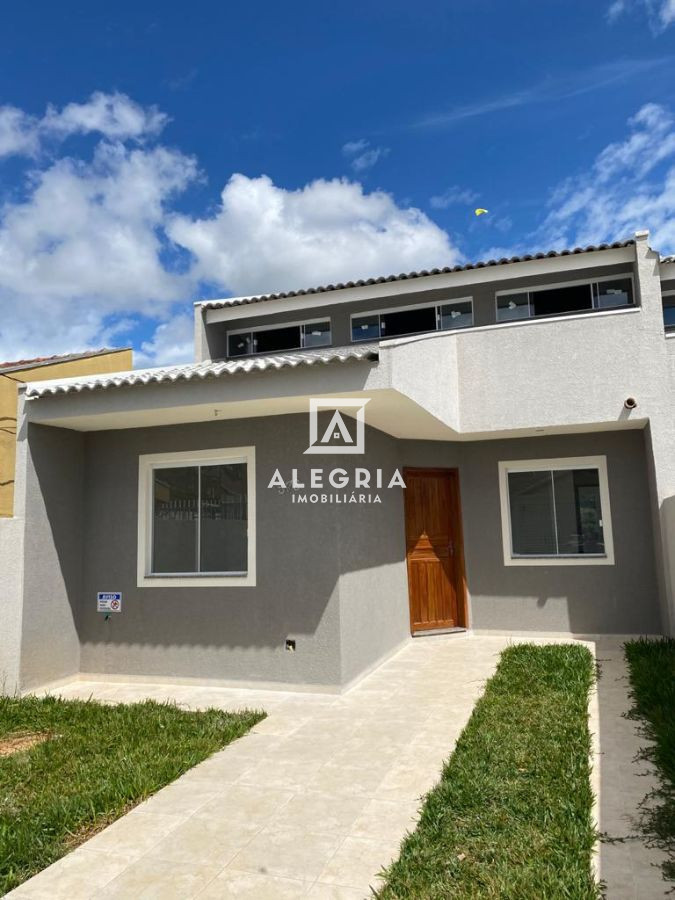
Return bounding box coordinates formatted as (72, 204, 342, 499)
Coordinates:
(7, 634, 670, 898)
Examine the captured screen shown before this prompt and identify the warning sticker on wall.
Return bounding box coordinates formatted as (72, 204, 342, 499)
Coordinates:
(97, 592, 122, 612)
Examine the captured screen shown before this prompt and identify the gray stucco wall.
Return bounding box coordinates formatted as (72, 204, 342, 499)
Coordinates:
(15, 416, 660, 692)
(401, 429, 660, 635)
(335, 426, 410, 685)
(205, 263, 634, 360)
(78, 414, 410, 688)
(19, 424, 83, 689)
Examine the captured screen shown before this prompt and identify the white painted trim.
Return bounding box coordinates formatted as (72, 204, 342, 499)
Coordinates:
(350, 297, 473, 342)
(137, 446, 256, 588)
(202, 247, 635, 324)
(380, 304, 640, 349)
(497, 455, 615, 567)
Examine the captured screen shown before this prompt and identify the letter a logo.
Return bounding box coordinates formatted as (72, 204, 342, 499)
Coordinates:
(305, 398, 369, 455)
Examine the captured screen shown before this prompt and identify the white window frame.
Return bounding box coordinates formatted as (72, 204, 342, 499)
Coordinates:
(495, 274, 635, 323)
(498, 455, 614, 567)
(137, 446, 256, 587)
(350, 297, 473, 342)
(227, 317, 331, 356)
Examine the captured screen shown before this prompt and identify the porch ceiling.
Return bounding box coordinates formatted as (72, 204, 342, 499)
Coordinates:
(24, 386, 460, 441)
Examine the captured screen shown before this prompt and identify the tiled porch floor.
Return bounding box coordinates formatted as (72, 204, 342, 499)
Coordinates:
(7, 634, 670, 898)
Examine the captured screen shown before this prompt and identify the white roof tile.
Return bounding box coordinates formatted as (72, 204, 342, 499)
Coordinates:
(24, 344, 379, 399)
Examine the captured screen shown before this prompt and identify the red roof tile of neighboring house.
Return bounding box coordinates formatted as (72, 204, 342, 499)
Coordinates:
(0, 348, 129, 375)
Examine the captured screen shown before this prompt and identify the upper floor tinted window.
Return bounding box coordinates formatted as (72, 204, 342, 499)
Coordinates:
(496, 277, 634, 323)
(351, 298, 473, 342)
(228, 319, 331, 357)
(663, 295, 675, 331)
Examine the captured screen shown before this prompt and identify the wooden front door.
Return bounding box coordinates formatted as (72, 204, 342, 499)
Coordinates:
(404, 468, 467, 633)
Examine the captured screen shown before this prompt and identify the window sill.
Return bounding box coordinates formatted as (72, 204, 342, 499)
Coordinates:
(503, 555, 613, 567)
(138, 573, 256, 588)
(381, 304, 640, 349)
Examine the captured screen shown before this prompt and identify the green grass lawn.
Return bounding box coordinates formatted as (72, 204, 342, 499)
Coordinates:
(376, 643, 598, 899)
(624, 637, 675, 881)
(0, 694, 263, 895)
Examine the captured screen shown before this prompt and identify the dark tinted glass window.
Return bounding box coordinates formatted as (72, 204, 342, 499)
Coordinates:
(531, 284, 592, 317)
(663, 297, 675, 330)
(595, 278, 633, 309)
(508, 471, 557, 555)
(200, 464, 247, 573)
(228, 333, 253, 357)
(152, 463, 248, 574)
(440, 301, 473, 329)
(508, 467, 605, 557)
(352, 314, 380, 341)
(380, 305, 436, 338)
(255, 325, 301, 354)
(153, 467, 198, 573)
(303, 321, 331, 347)
(553, 468, 604, 555)
(497, 293, 530, 321)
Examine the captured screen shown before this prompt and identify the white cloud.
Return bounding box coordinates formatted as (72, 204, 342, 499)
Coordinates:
(0, 136, 197, 360)
(0, 91, 168, 160)
(342, 139, 369, 155)
(415, 59, 666, 129)
(606, 0, 675, 31)
(0, 95, 459, 366)
(0, 107, 40, 158)
(429, 186, 479, 209)
(538, 102, 675, 252)
(342, 139, 390, 172)
(607, 0, 628, 21)
(168, 174, 459, 296)
(135, 312, 194, 368)
(43, 92, 168, 141)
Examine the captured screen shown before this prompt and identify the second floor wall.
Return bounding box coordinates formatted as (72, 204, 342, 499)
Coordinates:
(198, 247, 647, 363)
(201, 262, 639, 361)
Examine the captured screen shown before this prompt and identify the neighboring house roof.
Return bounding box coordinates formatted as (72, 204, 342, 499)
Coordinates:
(0, 348, 130, 375)
(198, 239, 636, 310)
(24, 344, 380, 399)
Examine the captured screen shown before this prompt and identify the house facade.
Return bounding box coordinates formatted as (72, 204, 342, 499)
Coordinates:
(1, 230, 674, 694)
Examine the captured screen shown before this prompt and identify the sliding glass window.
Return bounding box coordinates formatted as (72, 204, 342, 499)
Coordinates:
(351, 299, 473, 342)
(496, 277, 634, 323)
(152, 463, 248, 574)
(228, 320, 331, 357)
(502, 461, 611, 562)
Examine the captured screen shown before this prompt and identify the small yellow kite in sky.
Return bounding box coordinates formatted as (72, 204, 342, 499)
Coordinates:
(474, 208, 488, 216)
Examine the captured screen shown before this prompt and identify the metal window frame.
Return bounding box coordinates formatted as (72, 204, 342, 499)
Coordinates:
(662, 290, 675, 333)
(498, 455, 614, 567)
(494, 274, 636, 323)
(138, 446, 256, 587)
(350, 297, 474, 343)
(226, 317, 332, 357)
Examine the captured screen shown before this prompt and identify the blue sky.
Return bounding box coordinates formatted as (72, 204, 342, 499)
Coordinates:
(0, 0, 674, 365)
